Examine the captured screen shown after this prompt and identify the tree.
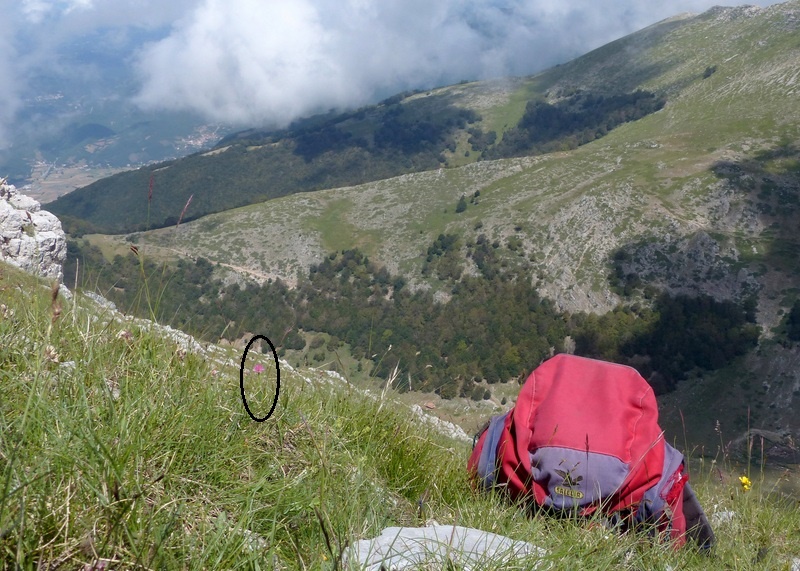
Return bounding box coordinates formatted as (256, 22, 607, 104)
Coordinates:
(455, 194, 468, 213)
(788, 300, 800, 341)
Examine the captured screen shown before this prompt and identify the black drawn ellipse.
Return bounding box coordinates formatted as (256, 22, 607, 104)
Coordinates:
(239, 334, 280, 422)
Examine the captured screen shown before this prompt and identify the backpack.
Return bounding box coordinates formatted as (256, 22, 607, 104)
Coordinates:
(468, 354, 714, 548)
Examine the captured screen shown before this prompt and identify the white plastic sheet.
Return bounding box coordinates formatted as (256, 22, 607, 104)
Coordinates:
(345, 524, 546, 570)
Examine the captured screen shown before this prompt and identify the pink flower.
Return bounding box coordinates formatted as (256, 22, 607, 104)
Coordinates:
(176, 194, 193, 227)
(253, 363, 266, 374)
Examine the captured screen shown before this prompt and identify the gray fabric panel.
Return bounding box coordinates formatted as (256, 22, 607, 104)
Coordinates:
(638, 442, 683, 521)
(683, 482, 716, 549)
(530, 446, 630, 510)
(477, 413, 508, 489)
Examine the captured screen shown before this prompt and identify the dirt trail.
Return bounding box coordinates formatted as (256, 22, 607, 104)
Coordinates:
(158, 245, 289, 284)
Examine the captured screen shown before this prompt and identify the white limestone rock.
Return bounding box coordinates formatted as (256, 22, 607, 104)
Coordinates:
(410, 404, 471, 443)
(0, 181, 66, 282)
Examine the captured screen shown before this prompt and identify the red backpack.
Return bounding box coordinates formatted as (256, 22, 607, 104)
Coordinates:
(468, 354, 714, 548)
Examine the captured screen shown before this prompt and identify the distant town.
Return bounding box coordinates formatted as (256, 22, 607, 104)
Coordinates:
(22, 124, 226, 203)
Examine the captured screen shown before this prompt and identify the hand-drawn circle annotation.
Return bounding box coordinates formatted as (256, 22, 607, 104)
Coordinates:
(239, 335, 281, 422)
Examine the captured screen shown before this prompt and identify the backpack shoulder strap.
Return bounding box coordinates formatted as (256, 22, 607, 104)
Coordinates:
(467, 412, 509, 489)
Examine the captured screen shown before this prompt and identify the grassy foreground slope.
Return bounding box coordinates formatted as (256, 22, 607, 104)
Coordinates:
(2, 263, 799, 568)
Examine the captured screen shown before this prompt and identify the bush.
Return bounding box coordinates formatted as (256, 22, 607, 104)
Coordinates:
(787, 300, 800, 341)
(470, 384, 485, 401)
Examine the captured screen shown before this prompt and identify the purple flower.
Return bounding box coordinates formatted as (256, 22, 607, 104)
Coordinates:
(253, 363, 266, 374)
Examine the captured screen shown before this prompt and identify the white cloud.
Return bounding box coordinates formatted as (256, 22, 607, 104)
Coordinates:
(21, 0, 94, 23)
(0, 0, 787, 145)
(130, 0, 572, 126)
(0, 2, 21, 149)
(134, 0, 349, 124)
(21, 0, 54, 23)
(132, 0, 784, 128)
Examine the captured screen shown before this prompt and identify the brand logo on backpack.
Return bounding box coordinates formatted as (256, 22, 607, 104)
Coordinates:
(554, 467, 585, 499)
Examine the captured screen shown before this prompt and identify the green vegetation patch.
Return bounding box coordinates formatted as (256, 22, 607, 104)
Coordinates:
(50, 92, 482, 236)
(485, 90, 666, 160)
(67, 239, 760, 398)
(0, 263, 466, 567)
(306, 198, 380, 257)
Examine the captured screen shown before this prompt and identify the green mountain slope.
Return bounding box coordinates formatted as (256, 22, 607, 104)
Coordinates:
(129, 1, 799, 323)
(67, 1, 800, 440)
(48, 23, 681, 235)
(46, 86, 503, 233)
(58, 1, 800, 485)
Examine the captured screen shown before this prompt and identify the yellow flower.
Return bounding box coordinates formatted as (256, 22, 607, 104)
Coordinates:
(739, 475, 752, 492)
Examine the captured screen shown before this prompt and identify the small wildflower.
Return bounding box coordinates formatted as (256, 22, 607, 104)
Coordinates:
(105, 377, 121, 401)
(253, 363, 266, 374)
(84, 558, 114, 571)
(44, 345, 60, 363)
(739, 475, 752, 492)
(117, 330, 134, 343)
(50, 281, 61, 322)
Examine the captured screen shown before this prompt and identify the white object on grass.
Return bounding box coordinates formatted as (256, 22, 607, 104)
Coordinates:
(345, 524, 546, 570)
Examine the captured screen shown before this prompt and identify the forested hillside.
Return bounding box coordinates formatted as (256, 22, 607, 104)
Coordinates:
(48, 81, 665, 235)
(66, 240, 763, 398)
(121, 0, 800, 322)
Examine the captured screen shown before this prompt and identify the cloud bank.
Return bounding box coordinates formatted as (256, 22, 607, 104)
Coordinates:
(0, 0, 786, 145)
(0, 0, 22, 149)
(131, 0, 782, 127)
(0, 34, 19, 149)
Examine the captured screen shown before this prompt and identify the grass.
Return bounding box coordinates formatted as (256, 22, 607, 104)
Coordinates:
(310, 198, 382, 258)
(2, 262, 799, 569)
(479, 78, 544, 142)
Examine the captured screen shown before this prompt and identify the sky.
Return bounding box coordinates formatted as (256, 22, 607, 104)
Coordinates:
(0, 0, 786, 148)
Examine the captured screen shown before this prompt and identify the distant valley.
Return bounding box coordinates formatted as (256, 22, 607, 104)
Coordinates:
(0, 25, 236, 200)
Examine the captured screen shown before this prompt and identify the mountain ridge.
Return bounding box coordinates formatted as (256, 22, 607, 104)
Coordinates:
(127, 0, 799, 316)
(46, 10, 695, 236)
(66, 0, 800, 450)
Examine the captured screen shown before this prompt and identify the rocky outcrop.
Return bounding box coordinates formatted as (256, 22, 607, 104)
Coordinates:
(0, 180, 66, 282)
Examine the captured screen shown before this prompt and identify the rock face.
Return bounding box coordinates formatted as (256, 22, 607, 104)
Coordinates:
(0, 180, 67, 282)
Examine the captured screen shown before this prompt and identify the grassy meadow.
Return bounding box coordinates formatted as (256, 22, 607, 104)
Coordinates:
(1, 263, 798, 569)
